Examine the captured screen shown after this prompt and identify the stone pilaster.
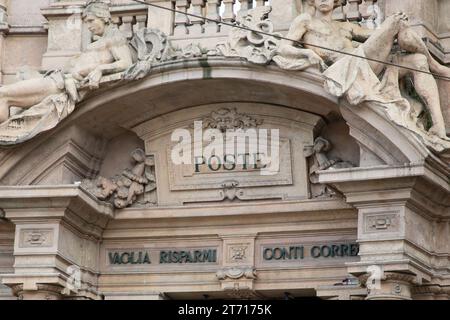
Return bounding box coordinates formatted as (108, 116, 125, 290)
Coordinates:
(0, 185, 113, 300)
(317, 163, 450, 299)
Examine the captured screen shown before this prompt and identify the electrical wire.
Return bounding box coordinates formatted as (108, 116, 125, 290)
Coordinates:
(130, 0, 450, 82)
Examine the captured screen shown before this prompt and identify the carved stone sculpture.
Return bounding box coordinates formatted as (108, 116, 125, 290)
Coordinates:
(82, 149, 157, 209)
(304, 137, 353, 198)
(123, 28, 206, 81)
(202, 108, 263, 132)
(215, 5, 281, 65)
(123, 28, 172, 81)
(304, 137, 353, 173)
(216, 267, 257, 281)
(275, 0, 450, 153)
(0, 0, 133, 145)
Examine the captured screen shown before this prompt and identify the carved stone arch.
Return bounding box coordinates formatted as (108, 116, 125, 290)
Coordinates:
(340, 103, 433, 166)
(0, 58, 442, 188)
(0, 126, 107, 186)
(51, 59, 342, 137)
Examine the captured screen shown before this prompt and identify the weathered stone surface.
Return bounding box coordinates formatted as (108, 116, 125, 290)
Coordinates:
(0, 0, 448, 301)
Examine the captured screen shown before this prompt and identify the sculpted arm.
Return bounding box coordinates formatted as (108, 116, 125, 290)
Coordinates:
(277, 14, 327, 70)
(85, 41, 133, 89)
(278, 15, 308, 53)
(98, 42, 133, 75)
(349, 22, 374, 43)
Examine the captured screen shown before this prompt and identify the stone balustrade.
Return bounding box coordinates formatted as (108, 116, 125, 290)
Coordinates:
(110, 5, 148, 39)
(335, 0, 381, 24)
(173, 0, 270, 36)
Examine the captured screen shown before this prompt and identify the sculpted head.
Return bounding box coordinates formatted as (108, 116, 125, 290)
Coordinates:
(82, 0, 112, 36)
(307, 0, 345, 13)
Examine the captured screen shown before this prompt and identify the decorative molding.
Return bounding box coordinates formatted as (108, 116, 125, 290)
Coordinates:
(229, 246, 248, 262)
(19, 229, 54, 248)
(216, 267, 257, 280)
(225, 286, 262, 300)
(412, 285, 450, 296)
(202, 108, 263, 132)
(219, 181, 244, 201)
(364, 212, 399, 233)
(214, 6, 280, 65)
(12, 284, 64, 299)
(359, 271, 417, 286)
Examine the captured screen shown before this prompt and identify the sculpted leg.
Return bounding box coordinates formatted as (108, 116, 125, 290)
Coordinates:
(398, 26, 450, 77)
(0, 91, 9, 123)
(361, 13, 407, 75)
(0, 78, 61, 123)
(398, 54, 447, 138)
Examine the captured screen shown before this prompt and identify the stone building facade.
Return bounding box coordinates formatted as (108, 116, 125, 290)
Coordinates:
(0, 0, 449, 300)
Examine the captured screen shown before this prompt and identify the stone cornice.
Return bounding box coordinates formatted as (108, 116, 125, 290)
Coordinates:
(412, 285, 450, 295)
(114, 198, 354, 220)
(317, 163, 450, 219)
(0, 185, 113, 238)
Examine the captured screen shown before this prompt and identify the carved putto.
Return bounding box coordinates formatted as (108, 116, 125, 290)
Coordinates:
(304, 137, 353, 198)
(304, 137, 353, 173)
(82, 149, 156, 209)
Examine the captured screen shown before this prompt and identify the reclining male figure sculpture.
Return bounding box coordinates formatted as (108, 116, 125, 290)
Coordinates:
(275, 0, 450, 140)
(0, 0, 132, 124)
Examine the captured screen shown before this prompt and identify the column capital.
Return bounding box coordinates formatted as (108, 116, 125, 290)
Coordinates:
(13, 284, 63, 300)
(357, 271, 416, 300)
(0, 186, 112, 300)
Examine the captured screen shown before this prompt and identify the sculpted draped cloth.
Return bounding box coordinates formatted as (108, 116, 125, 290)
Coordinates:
(0, 71, 76, 146)
(322, 47, 450, 153)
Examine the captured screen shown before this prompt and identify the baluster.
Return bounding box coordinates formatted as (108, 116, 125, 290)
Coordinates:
(254, 0, 265, 7)
(134, 14, 147, 33)
(221, 0, 235, 33)
(174, 0, 191, 35)
(205, 0, 221, 34)
(190, 0, 206, 34)
(222, 0, 236, 23)
(346, 0, 362, 21)
(112, 15, 121, 26)
(119, 15, 134, 39)
(239, 0, 252, 10)
(236, 0, 252, 18)
(332, 3, 346, 21)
